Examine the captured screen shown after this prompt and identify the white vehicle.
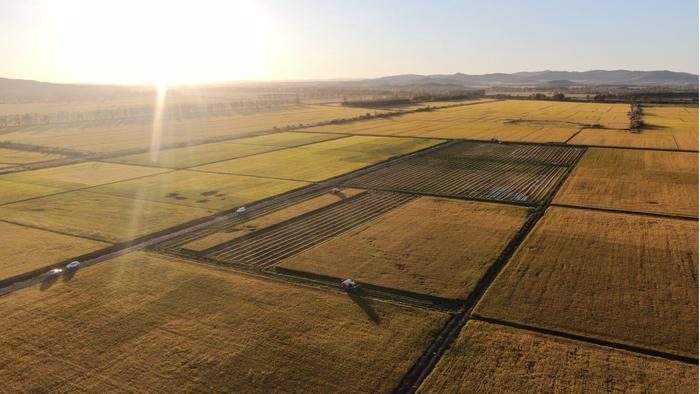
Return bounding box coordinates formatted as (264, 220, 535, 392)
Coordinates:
(46, 268, 63, 278)
(236, 206, 247, 215)
(340, 278, 360, 293)
(65, 261, 81, 271)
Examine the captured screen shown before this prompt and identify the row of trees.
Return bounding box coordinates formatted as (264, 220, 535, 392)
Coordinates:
(342, 90, 485, 108)
(0, 97, 303, 128)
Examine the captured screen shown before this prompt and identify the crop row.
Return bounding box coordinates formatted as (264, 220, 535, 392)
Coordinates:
(435, 142, 584, 167)
(202, 191, 417, 268)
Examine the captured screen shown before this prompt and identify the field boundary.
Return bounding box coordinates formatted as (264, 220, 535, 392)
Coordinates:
(471, 315, 699, 365)
(550, 203, 699, 221)
(395, 145, 589, 393)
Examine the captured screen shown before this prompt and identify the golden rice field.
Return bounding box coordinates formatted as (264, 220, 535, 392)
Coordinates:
(89, 170, 308, 211)
(554, 148, 698, 217)
(0, 105, 386, 154)
(570, 106, 698, 150)
(0, 161, 168, 190)
(0, 220, 109, 282)
(0, 147, 67, 166)
(182, 188, 365, 251)
(195, 135, 441, 182)
(0, 178, 63, 205)
(306, 100, 630, 143)
(420, 320, 698, 393)
(0, 191, 214, 243)
(0, 251, 448, 393)
(476, 207, 698, 358)
(279, 197, 530, 299)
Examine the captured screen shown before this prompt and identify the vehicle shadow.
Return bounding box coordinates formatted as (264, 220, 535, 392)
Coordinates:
(40, 275, 59, 291)
(62, 269, 77, 282)
(348, 291, 381, 324)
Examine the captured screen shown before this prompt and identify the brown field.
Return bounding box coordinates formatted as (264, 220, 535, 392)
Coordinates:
(0, 191, 213, 242)
(0, 161, 168, 190)
(89, 170, 308, 211)
(0, 251, 448, 393)
(554, 148, 698, 217)
(279, 197, 530, 299)
(0, 221, 109, 281)
(182, 188, 365, 251)
(475, 207, 698, 358)
(420, 320, 698, 393)
(306, 100, 630, 143)
(0, 105, 385, 154)
(195, 135, 441, 182)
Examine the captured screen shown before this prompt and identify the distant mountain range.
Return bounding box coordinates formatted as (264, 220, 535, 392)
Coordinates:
(356, 70, 698, 87)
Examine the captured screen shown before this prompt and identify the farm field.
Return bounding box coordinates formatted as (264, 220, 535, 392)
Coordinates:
(0, 220, 108, 282)
(0, 105, 387, 154)
(181, 188, 365, 251)
(229, 131, 344, 147)
(201, 191, 417, 268)
(0, 251, 448, 393)
(0, 147, 67, 166)
(306, 100, 630, 143)
(0, 191, 213, 243)
(195, 135, 441, 182)
(89, 170, 308, 211)
(570, 106, 699, 150)
(107, 141, 281, 168)
(0, 178, 63, 205)
(554, 148, 698, 217)
(420, 320, 698, 393)
(346, 141, 583, 205)
(0, 161, 168, 190)
(475, 207, 698, 358)
(279, 197, 530, 299)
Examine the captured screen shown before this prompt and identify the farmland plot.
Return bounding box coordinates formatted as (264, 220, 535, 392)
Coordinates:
(279, 197, 530, 299)
(420, 320, 697, 393)
(175, 188, 366, 251)
(554, 148, 698, 217)
(0, 191, 213, 243)
(201, 191, 416, 268)
(0, 251, 448, 393)
(0, 221, 108, 282)
(89, 170, 308, 211)
(307, 100, 630, 143)
(195, 135, 441, 182)
(0, 147, 67, 166)
(475, 207, 698, 358)
(347, 141, 584, 205)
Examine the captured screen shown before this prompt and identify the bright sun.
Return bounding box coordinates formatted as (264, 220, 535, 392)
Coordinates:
(40, 0, 276, 85)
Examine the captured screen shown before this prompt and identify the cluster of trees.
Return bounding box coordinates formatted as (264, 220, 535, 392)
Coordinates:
(0, 97, 303, 128)
(629, 104, 644, 131)
(342, 90, 485, 108)
(526, 92, 567, 101)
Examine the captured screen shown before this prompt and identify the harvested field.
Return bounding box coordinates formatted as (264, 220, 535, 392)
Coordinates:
(419, 320, 698, 393)
(0, 147, 67, 166)
(554, 148, 698, 217)
(89, 170, 308, 211)
(0, 251, 448, 393)
(0, 191, 213, 243)
(202, 191, 417, 268)
(0, 105, 387, 154)
(346, 141, 584, 205)
(0, 161, 168, 190)
(306, 100, 630, 143)
(107, 141, 280, 169)
(279, 197, 530, 299)
(475, 207, 698, 358)
(195, 135, 441, 182)
(0, 220, 109, 282)
(180, 188, 365, 251)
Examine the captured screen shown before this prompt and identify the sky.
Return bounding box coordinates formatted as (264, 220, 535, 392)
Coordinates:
(0, 0, 698, 84)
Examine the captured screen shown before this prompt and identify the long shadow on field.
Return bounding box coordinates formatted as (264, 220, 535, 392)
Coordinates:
(348, 292, 380, 325)
(62, 269, 77, 282)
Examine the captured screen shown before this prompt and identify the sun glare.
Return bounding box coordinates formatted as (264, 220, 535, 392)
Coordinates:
(40, 0, 275, 85)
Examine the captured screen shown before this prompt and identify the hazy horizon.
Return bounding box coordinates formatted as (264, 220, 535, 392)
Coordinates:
(1, 0, 698, 85)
